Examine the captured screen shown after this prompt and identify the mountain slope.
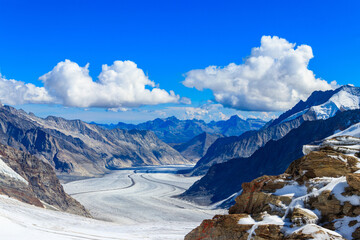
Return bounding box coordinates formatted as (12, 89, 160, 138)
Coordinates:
(185, 137, 360, 240)
(0, 105, 189, 177)
(190, 114, 313, 176)
(98, 115, 266, 143)
(173, 132, 223, 161)
(190, 85, 360, 176)
(180, 109, 360, 205)
(0, 143, 90, 217)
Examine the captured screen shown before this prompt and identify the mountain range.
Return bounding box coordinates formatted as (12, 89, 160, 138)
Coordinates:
(0, 105, 190, 177)
(97, 115, 266, 144)
(0, 84, 360, 239)
(180, 85, 360, 205)
(186, 130, 360, 239)
(189, 84, 360, 176)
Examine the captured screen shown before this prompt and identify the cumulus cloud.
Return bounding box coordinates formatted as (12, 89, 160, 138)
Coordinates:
(183, 36, 337, 111)
(39, 60, 179, 108)
(0, 74, 53, 105)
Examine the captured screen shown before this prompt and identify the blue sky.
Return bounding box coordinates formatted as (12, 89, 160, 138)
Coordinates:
(0, 0, 359, 123)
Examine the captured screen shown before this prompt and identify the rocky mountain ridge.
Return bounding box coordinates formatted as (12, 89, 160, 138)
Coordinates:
(97, 115, 266, 144)
(180, 109, 360, 205)
(189, 85, 360, 176)
(0, 105, 189, 177)
(185, 134, 360, 239)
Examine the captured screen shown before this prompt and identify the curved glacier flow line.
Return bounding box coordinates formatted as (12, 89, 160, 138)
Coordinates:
(70, 173, 136, 196)
(139, 174, 187, 191)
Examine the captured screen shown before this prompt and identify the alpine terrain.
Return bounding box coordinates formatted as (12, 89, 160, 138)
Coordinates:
(0, 105, 190, 177)
(186, 122, 360, 240)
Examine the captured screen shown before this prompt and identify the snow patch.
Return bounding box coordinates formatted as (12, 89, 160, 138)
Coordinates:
(330, 123, 360, 138)
(334, 216, 360, 240)
(0, 157, 27, 184)
(244, 214, 284, 240)
(273, 182, 307, 198)
(285, 224, 343, 239)
(331, 180, 360, 206)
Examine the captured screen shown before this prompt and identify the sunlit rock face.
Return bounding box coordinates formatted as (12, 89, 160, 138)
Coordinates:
(185, 134, 360, 240)
(180, 108, 360, 206)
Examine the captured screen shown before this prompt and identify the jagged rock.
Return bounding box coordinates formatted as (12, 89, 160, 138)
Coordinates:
(291, 208, 318, 226)
(185, 135, 360, 240)
(346, 173, 360, 191)
(184, 214, 252, 240)
(286, 150, 352, 182)
(184, 214, 284, 240)
(229, 175, 291, 216)
(285, 224, 345, 239)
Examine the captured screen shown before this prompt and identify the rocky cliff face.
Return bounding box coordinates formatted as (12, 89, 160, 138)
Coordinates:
(180, 109, 360, 205)
(173, 132, 222, 161)
(0, 105, 189, 177)
(185, 135, 360, 240)
(0, 143, 90, 217)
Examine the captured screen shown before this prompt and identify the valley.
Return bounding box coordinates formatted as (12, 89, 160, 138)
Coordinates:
(0, 165, 225, 240)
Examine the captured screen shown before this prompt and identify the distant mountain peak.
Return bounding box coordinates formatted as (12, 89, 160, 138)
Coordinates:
(97, 115, 266, 143)
(229, 115, 241, 120)
(271, 85, 360, 126)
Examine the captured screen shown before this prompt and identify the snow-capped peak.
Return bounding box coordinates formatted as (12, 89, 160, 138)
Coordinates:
(280, 85, 360, 124)
(309, 88, 360, 120)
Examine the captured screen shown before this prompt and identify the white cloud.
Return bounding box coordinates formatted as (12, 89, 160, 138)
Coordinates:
(164, 102, 238, 122)
(107, 107, 129, 112)
(38, 60, 179, 108)
(183, 36, 337, 111)
(179, 97, 192, 105)
(0, 74, 53, 105)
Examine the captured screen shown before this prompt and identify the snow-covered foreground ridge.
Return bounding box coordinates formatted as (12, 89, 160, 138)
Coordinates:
(0, 166, 225, 240)
(185, 135, 360, 240)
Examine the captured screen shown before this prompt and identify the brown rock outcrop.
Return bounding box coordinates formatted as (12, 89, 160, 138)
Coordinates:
(346, 173, 360, 191)
(185, 214, 284, 240)
(285, 224, 345, 239)
(185, 145, 360, 240)
(285, 150, 354, 182)
(291, 207, 318, 226)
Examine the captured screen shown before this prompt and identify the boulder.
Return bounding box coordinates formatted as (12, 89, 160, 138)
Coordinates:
(286, 151, 352, 182)
(346, 173, 360, 191)
(291, 207, 318, 226)
(285, 224, 345, 239)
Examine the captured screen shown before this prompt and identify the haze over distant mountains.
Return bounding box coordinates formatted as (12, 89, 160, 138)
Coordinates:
(97, 115, 266, 143)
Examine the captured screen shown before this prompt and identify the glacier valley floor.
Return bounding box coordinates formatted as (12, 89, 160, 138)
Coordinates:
(0, 165, 225, 240)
